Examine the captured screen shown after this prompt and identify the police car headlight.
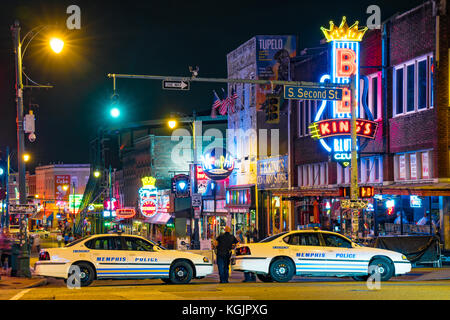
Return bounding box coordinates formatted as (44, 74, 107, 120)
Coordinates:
(203, 257, 210, 263)
(401, 255, 408, 261)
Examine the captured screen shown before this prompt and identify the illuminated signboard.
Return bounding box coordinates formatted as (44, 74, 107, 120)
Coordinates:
(309, 17, 377, 167)
(116, 208, 136, 219)
(200, 148, 234, 181)
(69, 194, 83, 213)
(410, 195, 422, 208)
(139, 176, 158, 218)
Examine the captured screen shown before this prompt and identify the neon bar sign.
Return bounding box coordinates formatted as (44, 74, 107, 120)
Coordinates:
(310, 17, 374, 167)
(310, 119, 377, 140)
(139, 176, 158, 218)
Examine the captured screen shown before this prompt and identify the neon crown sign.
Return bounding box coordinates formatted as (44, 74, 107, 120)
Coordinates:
(308, 17, 377, 168)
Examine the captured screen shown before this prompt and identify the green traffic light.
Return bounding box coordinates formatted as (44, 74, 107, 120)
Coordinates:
(110, 107, 120, 118)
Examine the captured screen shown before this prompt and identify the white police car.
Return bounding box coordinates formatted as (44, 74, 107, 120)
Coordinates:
(232, 229, 411, 282)
(35, 233, 213, 286)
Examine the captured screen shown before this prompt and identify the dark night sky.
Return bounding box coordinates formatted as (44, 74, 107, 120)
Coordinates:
(0, 0, 426, 171)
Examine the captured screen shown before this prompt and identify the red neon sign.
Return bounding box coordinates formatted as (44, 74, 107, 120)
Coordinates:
(336, 48, 357, 77)
(115, 208, 136, 219)
(314, 119, 378, 139)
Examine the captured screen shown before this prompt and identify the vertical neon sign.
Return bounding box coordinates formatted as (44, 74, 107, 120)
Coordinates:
(315, 17, 368, 167)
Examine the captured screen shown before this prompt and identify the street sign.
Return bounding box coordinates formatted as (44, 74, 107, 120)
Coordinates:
(162, 80, 190, 91)
(340, 199, 368, 209)
(9, 204, 37, 214)
(284, 85, 343, 101)
(191, 193, 202, 207)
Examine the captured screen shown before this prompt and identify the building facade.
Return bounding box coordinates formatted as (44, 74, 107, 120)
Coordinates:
(289, 1, 450, 250)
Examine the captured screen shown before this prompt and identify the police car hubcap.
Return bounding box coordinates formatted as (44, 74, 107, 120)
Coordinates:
(378, 266, 385, 274)
(279, 267, 286, 274)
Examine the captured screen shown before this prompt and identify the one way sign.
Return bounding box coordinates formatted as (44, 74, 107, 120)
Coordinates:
(162, 80, 190, 91)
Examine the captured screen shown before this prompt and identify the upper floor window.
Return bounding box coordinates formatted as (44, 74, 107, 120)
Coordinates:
(393, 54, 433, 117)
(297, 100, 319, 138)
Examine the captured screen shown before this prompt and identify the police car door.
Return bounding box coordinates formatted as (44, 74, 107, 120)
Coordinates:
(121, 236, 169, 278)
(86, 236, 126, 279)
(285, 232, 324, 276)
(319, 233, 368, 276)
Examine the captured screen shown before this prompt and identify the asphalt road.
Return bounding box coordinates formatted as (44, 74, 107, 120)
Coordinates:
(2, 275, 450, 300)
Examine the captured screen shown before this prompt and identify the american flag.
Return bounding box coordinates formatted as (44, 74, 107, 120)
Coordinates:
(211, 91, 221, 118)
(219, 88, 230, 115)
(229, 88, 238, 113)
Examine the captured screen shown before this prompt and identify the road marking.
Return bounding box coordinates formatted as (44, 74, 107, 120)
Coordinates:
(10, 289, 32, 300)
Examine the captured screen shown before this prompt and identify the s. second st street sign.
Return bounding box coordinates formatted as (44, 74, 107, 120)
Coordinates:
(284, 85, 342, 101)
(162, 80, 190, 91)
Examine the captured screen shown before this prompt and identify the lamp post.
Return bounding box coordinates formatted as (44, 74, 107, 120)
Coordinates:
(11, 20, 65, 277)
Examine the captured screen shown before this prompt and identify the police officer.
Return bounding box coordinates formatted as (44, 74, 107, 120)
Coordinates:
(214, 226, 238, 283)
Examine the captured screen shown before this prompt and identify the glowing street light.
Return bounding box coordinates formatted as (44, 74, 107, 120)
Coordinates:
(94, 170, 101, 178)
(168, 119, 177, 129)
(62, 185, 69, 191)
(23, 154, 30, 162)
(49, 37, 64, 54)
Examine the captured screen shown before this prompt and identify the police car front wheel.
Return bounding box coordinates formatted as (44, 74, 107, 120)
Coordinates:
(269, 258, 295, 282)
(169, 261, 193, 284)
(369, 258, 394, 281)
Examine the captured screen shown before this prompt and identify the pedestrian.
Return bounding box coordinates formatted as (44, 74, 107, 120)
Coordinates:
(252, 227, 259, 243)
(213, 226, 238, 283)
(34, 234, 41, 253)
(236, 229, 244, 243)
(64, 233, 69, 246)
(57, 233, 62, 247)
(69, 233, 74, 243)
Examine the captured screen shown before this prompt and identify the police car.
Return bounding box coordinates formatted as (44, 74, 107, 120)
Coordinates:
(34, 233, 213, 286)
(231, 229, 411, 282)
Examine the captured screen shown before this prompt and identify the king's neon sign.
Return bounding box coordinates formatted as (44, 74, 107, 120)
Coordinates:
(310, 17, 377, 167)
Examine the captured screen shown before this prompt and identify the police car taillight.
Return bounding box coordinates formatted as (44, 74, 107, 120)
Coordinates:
(39, 251, 50, 261)
(236, 246, 251, 256)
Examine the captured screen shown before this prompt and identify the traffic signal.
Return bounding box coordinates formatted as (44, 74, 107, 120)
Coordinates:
(171, 174, 190, 198)
(109, 93, 120, 118)
(265, 94, 280, 124)
(339, 186, 374, 198)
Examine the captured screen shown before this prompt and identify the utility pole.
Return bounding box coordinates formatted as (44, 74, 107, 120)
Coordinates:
(12, 20, 31, 278)
(350, 75, 359, 242)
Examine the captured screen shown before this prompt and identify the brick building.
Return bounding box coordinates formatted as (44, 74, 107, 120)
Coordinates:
(287, 1, 450, 250)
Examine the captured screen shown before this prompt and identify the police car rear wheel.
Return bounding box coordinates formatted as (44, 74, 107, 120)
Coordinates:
(170, 261, 193, 284)
(269, 258, 295, 282)
(369, 258, 394, 281)
(75, 262, 95, 287)
(256, 274, 273, 282)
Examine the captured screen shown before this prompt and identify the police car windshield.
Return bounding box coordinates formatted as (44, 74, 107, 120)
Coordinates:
(65, 236, 90, 247)
(258, 232, 288, 243)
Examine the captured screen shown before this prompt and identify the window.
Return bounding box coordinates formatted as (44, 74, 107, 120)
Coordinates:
(406, 64, 415, 112)
(123, 237, 154, 251)
(298, 101, 304, 136)
(298, 163, 328, 187)
(395, 67, 404, 115)
(374, 158, 380, 181)
(418, 60, 427, 110)
(85, 237, 122, 250)
(393, 54, 434, 116)
(322, 233, 352, 248)
(394, 150, 432, 181)
(365, 159, 371, 182)
(284, 233, 320, 246)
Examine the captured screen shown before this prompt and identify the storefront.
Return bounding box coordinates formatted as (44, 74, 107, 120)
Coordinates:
(225, 185, 256, 242)
(257, 156, 290, 238)
(202, 199, 228, 243)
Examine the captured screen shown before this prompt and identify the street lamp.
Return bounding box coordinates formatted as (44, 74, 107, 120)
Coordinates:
(93, 170, 101, 178)
(23, 153, 30, 163)
(49, 37, 64, 54)
(11, 20, 65, 278)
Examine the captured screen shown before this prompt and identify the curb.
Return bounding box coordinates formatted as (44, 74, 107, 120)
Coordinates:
(24, 277, 48, 289)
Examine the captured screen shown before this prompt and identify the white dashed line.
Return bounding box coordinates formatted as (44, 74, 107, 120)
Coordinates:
(10, 289, 32, 300)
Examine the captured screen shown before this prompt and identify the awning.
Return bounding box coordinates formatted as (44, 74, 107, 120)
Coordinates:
(31, 210, 53, 220)
(375, 182, 450, 197)
(146, 212, 172, 225)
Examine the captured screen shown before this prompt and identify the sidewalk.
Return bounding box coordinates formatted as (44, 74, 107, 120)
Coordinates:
(0, 274, 47, 290)
(406, 267, 450, 281)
